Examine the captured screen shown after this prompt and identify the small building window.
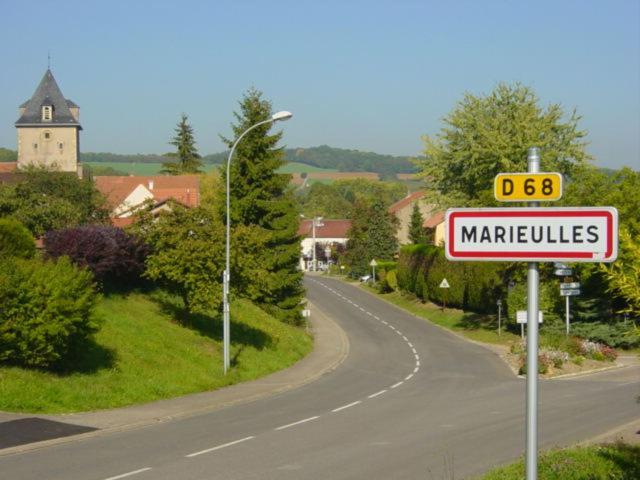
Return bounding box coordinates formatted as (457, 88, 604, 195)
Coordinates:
(42, 106, 52, 121)
(58, 142, 64, 152)
(44, 132, 51, 140)
(33, 143, 38, 150)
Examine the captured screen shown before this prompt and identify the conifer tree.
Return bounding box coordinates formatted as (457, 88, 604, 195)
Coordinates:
(220, 88, 303, 324)
(162, 114, 203, 174)
(408, 202, 426, 244)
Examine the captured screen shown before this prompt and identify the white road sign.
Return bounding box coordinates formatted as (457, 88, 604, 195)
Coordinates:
(369, 259, 378, 267)
(560, 289, 580, 297)
(445, 207, 618, 262)
(517, 311, 543, 324)
(554, 269, 572, 276)
(439, 278, 450, 288)
(560, 282, 580, 290)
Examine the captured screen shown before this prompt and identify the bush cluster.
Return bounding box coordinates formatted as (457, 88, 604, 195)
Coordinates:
(44, 225, 148, 291)
(0, 218, 35, 259)
(0, 257, 99, 368)
(396, 245, 503, 313)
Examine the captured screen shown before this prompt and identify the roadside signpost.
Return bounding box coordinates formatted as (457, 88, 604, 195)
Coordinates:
(559, 282, 581, 335)
(369, 259, 378, 283)
(494, 172, 563, 202)
(497, 299, 502, 336)
(445, 147, 619, 480)
(439, 278, 450, 310)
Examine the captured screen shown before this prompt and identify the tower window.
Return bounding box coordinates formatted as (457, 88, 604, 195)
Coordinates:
(58, 142, 64, 152)
(42, 106, 52, 121)
(44, 132, 51, 140)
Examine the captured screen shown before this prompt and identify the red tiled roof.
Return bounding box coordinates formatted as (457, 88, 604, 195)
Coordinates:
(111, 217, 136, 228)
(297, 219, 352, 239)
(423, 211, 445, 228)
(388, 190, 425, 214)
(94, 175, 200, 209)
(0, 162, 17, 173)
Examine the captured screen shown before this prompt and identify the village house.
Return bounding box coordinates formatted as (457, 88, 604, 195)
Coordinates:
(94, 175, 200, 226)
(388, 190, 435, 244)
(297, 218, 351, 271)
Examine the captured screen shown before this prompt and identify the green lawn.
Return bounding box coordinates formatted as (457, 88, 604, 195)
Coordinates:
(0, 292, 312, 413)
(365, 287, 519, 346)
(479, 444, 640, 479)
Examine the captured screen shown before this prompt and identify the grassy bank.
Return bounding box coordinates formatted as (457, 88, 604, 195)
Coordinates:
(364, 286, 519, 346)
(479, 443, 640, 479)
(0, 292, 312, 413)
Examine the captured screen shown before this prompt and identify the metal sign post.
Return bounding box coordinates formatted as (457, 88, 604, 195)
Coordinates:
(445, 148, 618, 480)
(497, 299, 502, 336)
(439, 278, 450, 310)
(370, 259, 377, 284)
(525, 146, 540, 480)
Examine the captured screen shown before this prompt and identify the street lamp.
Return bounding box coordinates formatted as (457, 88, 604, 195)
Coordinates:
(223, 110, 292, 375)
(312, 216, 323, 271)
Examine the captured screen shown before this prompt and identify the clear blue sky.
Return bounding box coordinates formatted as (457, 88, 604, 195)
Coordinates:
(1, 0, 638, 169)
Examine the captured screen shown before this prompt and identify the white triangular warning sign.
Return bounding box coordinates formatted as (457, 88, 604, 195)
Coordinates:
(439, 278, 450, 288)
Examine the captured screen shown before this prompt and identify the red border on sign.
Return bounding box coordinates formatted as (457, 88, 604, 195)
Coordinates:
(447, 210, 614, 260)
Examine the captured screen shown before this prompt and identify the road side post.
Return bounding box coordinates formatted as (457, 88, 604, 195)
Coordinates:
(526, 146, 540, 480)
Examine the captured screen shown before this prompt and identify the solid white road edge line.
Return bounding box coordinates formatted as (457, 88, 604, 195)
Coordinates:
(405, 374, 414, 381)
(368, 389, 387, 399)
(185, 436, 255, 458)
(275, 416, 320, 431)
(332, 401, 362, 413)
(103, 468, 152, 480)
(391, 381, 404, 389)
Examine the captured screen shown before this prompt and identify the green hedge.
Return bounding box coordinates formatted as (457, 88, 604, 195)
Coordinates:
(397, 245, 503, 313)
(0, 257, 100, 368)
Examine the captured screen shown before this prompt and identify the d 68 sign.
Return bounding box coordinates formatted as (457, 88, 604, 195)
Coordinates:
(494, 172, 563, 202)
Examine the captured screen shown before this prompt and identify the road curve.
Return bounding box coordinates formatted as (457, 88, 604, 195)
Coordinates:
(0, 275, 637, 479)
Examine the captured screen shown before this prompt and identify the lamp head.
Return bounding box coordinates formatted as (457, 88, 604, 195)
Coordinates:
(272, 111, 293, 122)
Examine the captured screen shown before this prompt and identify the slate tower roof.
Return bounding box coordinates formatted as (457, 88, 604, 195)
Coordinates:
(15, 69, 82, 128)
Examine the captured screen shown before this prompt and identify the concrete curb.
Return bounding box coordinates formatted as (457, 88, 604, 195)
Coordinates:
(0, 300, 350, 456)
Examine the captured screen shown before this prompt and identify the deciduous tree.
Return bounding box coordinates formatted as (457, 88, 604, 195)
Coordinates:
(418, 83, 590, 207)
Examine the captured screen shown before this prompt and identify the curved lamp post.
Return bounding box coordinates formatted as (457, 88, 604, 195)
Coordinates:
(223, 111, 292, 374)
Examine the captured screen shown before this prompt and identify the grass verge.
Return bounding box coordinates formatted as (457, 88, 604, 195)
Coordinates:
(478, 443, 640, 479)
(363, 286, 519, 346)
(0, 292, 312, 413)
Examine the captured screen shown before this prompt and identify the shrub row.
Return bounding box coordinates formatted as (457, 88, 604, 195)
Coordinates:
(396, 244, 503, 313)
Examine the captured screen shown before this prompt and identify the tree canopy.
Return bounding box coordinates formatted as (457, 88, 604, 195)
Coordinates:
(220, 88, 304, 324)
(418, 83, 590, 207)
(161, 114, 203, 174)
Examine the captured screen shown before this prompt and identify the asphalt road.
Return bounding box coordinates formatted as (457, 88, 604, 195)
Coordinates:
(1, 276, 638, 479)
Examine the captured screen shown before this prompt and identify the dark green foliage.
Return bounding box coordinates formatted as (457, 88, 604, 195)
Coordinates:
(161, 114, 203, 174)
(571, 321, 639, 349)
(0, 218, 35, 259)
(86, 165, 128, 176)
(0, 148, 17, 162)
(0, 168, 109, 237)
(220, 88, 304, 324)
(0, 257, 99, 368)
(408, 203, 426, 244)
(297, 178, 407, 219)
(397, 245, 503, 313)
(344, 198, 398, 277)
(134, 204, 225, 316)
(285, 145, 417, 175)
(44, 226, 148, 291)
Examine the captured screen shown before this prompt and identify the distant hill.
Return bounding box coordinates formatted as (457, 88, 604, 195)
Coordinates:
(0, 148, 17, 162)
(78, 146, 418, 176)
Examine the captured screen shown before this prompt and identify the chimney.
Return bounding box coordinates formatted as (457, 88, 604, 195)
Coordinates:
(148, 179, 154, 190)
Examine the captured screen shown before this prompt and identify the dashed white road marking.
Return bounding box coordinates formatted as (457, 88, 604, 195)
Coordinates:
(332, 401, 362, 412)
(103, 468, 152, 480)
(391, 381, 404, 389)
(405, 374, 414, 381)
(381, 320, 388, 325)
(413, 366, 419, 374)
(408, 342, 413, 348)
(186, 437, 255, 457)
(275, 416, 320, 431)
(368, 389, 387, 399)
(359, 307, 366, 312)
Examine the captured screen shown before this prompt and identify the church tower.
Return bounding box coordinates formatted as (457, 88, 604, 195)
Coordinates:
(15, 69, 82, 175)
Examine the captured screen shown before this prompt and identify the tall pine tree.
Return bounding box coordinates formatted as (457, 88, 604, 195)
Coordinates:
(345, 198, 398, 276)
(408, 202, 426, 244)
(162, 114, 203, 174)
(220, 88, 303, 324)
